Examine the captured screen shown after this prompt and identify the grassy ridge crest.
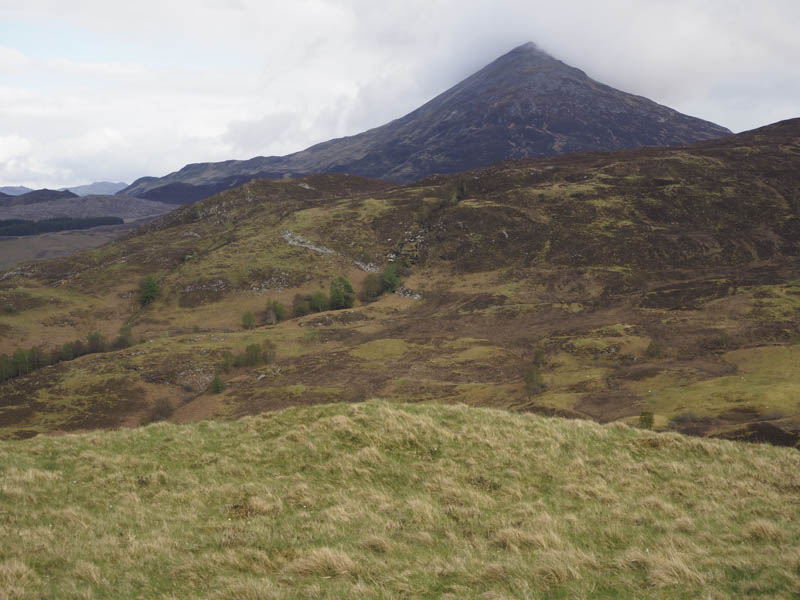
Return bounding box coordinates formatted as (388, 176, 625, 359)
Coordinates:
(1, 400, 798, 598)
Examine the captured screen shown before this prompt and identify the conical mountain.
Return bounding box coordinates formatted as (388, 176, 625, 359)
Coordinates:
(122, 42, 731, 202)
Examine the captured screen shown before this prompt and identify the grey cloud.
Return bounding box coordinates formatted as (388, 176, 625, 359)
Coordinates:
(0, 0, 798, 187)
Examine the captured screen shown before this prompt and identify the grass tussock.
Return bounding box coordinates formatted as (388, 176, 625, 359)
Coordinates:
(0, 400, 799, 598)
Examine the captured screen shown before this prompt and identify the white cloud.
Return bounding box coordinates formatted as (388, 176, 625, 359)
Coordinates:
(0, 0, 798, 187)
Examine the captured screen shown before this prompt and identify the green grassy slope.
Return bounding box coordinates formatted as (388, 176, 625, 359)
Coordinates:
(0, 122, 799, 443)
(1, 401, 799, 599)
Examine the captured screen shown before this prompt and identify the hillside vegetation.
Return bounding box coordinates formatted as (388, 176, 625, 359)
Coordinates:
(1, 401, 798, 599)
(0, 120, 798, 444)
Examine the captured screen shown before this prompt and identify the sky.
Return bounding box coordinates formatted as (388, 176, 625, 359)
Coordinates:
(1, 0, 799, 189)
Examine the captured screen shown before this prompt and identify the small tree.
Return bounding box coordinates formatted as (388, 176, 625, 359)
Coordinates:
(639, 411, 654, 430)
(210, 373, 224, 393)
(29, 346, 48, 370)
(12, 349, 31, 377)
(60, 342, 75, 362)
(309, 291, 329, 313)
(329, 276, 355, 310)
(292, 294, 311, 318)
(265, 299, 287, 323)
(113, 326, 135, 350)
(138, 275, 160, 307)
(72, 339, 87, 358)
(381, 264, 402, 293)
(87, 331, 107, 354)
(242, 311, 255, 330)
(261, 339, 277, 364)
(360, 273, 383, 303)
(243, 343, 261, 366)
(524, 364, 544, 397)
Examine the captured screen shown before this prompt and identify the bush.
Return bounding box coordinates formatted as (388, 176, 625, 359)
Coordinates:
(0, 354, 13, 381)
(11, 349, 30, 377)
(524, 364, 545, 396)
(138, 275, 160, 307)
(261, 340, 277, 364)
(234, 343, 262, 368)
(531, 349, 546, 367)
(219, 350, 234, 373)
(381, 264, 402, 293)
(309, 291, 329, 313)
(360, 274, 383, 303)
(150, 398, 173, 422)
(112, 326, 135, 350)
(72, 339, 87, 358)
(87, 331, 107, 354)
(329, 276, 355, 310)
(242, 311, 255, 330)
(210, 373, 224, 394)
(292, 294, 311, 318)
(265, 299, 287, 323)
(639, 411, 654, 430)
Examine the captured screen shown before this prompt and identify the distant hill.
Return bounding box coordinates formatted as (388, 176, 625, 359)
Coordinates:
(0, 194, 175, 222)
(121, 41, 731, 203)
(0, 186, 33, 196)
(0, 189, 77, 207)
(62, 181, 129, 196)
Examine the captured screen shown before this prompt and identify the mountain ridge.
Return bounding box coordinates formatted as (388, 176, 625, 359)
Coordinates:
(121, 42, 731, 203)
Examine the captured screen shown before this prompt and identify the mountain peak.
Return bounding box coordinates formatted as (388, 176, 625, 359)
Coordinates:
(122, 44, 731, 202)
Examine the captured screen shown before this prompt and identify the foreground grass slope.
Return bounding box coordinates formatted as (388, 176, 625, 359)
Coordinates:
(1, 401, 799, 599)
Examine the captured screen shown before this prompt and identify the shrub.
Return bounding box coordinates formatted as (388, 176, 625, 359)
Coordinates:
(87, 331, 107, 354)
(112, 326, 135, 350)
(29, 346, 48, 370)
(381, 264, 402, 293)
(210, 373, 224, 394)
(242, 311, 255, 330)
(292, 294, 311, 318)
(309, 291, 329, 313)
(150, 398, 173, 422)
(72, 339, 87, 358)
(234, 343, 262, 368)
(265, 299, 287, 323)
(329, 276, 355, 310)
(360, 274, 383, 302)
(219, 350, 234, 373)
(11, 349, 30, 377)
(261, 340, 277, 364)
(0, 354, 13, 381)
(138, 275, 160, 307)
(639, 411, 654, 430)
(60, 342, 75, 362)
(524, 364, 545, 396)
(531, 349, 546, 367)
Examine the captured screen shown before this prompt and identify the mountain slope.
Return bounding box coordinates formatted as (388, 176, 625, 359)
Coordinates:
(121, 42, 731, 202)
(63, 181, 129, 196)
(0, 186, 33, 196)
(0, 188, 78, 207)
(0, 194, 174, 222)
(0, 120, 797, 444)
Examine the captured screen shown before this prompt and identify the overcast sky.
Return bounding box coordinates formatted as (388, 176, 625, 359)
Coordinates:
(1, 0, 799, 189)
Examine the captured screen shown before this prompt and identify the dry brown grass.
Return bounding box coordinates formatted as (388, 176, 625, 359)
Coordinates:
(1, 400, 799, 598)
